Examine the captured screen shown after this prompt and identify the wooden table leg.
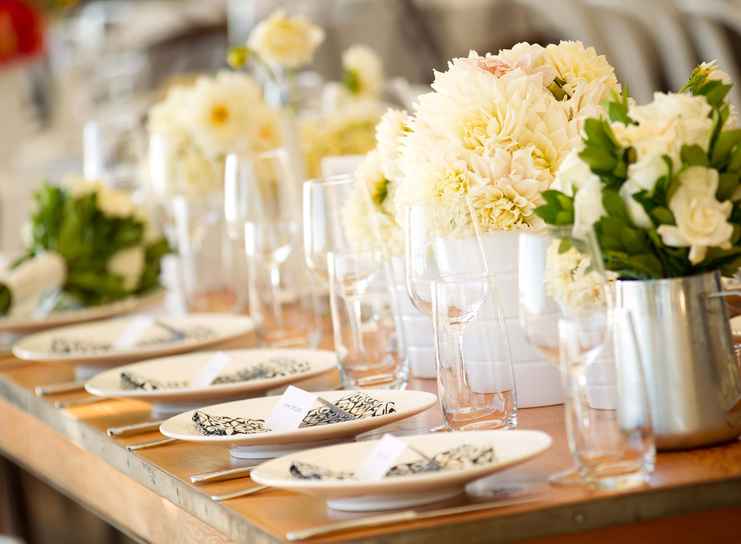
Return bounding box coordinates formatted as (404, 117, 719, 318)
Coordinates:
(0, 455, 31, 542)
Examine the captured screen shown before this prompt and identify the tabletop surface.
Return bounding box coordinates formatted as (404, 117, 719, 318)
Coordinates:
(2, 336, 741, 544)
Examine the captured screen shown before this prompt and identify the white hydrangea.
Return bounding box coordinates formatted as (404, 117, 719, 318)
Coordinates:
(375, 109, 411, 182)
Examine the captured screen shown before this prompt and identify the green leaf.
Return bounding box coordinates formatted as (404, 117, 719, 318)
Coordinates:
(717, 172, 739, 201)
(342, 69, 361, 94)
(727, 144, 741, 172)
(620, 227, 649, 254)
(602, 189, 630, 223)
(681, 144, 709, 167)
(650, 206, 675, 225)
(558, 238, 573, 254)
(554, 210, 574, 225)
(712, 129, 741, 166)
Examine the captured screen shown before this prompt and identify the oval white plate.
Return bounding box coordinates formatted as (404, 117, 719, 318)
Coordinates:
(86, 349, 338, 408)
(0, 289, 166, 335)
(251, 430, 551, 511)
(160, 389, 437, 457)
(12, 313, 254, 366)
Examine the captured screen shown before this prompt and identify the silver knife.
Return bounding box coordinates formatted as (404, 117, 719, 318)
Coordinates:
(53, 397, 109, 409)
(190, 466, 256, 484)
(126, 437, 177, 451)
(35, 381, 86, 396)
(107, 420, 167, 437)
(210, 485, 269, 501)
(285, 497, 538, 541)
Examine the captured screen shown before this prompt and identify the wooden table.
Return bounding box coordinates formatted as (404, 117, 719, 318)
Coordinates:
(2, 341, 741, 543)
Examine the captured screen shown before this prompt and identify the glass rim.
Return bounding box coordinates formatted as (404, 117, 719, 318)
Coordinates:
(303, 173, 355, 187)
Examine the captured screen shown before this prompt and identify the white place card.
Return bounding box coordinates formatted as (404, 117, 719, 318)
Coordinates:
(190, 352, 231, 388)
(355, 434, 408, 481)
(266, 385, 317, 432)
(112, 316, 155, 350)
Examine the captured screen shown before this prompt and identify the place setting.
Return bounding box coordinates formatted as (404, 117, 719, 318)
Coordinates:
(13, 313, 255, 381)
(85, 348, 339, 416)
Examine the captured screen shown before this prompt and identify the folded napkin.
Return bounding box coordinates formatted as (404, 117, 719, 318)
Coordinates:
(0, 252, 66, 317)
(289, 444, 498, 481)
(120, 358, 312, 391)
(192, 392, 397, 436)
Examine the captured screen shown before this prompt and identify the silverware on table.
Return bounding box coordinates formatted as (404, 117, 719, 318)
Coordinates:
(285, 497, 538, 541)
(210, 485, 269, 501)
(126, 437, 177, 451)
(53, 396, 109, 409)
(154, 319, 187, 341)
(190, 466, 257, 484)
(407, 445, 442, 471)
(316, 396, 358, 421)
(35, 381, 86, 396)
(107, 420, 167, 437)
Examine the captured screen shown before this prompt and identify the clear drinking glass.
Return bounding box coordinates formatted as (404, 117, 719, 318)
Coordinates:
(83, 117, 144, 191)
(328, 250, 407, 389)
(516, 226, 609, 484)
(432, 273, 517, 430)
(172, 196, 244, 313)
(559, 308, 655, 490)
(237, 151, 319, 347)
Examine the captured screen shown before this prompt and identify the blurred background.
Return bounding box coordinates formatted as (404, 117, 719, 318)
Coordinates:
(1, 0, 740, 542)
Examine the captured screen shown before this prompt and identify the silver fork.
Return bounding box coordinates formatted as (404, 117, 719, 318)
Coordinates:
(154, 319, 187, 341)
(190, 466, 257, 484)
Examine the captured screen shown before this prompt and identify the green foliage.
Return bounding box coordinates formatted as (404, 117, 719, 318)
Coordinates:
(342, 69, 361, 94)
(20, 184, 171, 306)
(537, 62, 741, 279)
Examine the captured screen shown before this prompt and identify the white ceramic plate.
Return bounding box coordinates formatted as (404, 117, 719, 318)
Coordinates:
(85, 349, 338, 411)
(0, 289, 166, 335)
(251, 430, 551, 511)
(159, 389, 437, 458)
(12, 314, 255, 367)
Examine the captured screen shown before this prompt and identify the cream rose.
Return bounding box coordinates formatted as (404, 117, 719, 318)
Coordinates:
(107, 246, 145, 291)
(248, 10, 324, 69)
(573, 176, 605, 239)
(657, 166, 733, 264)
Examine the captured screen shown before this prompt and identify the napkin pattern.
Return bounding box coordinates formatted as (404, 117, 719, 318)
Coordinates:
(289, 444, 498, 480)
(120, 358, 312, 391)
(51, 325, 215, 355)
(191, 393, 397, 436)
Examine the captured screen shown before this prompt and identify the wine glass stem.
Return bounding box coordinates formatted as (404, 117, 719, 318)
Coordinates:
(348, 296, 367, 357)
(269, 264, 284, 330)
(452, 324, 470, 393)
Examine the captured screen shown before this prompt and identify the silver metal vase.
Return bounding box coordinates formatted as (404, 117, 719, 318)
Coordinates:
(615, 270, 741, 450)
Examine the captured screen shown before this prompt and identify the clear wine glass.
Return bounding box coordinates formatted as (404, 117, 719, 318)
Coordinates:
(302, 174, 357, 283)
(517, 225, 609, 485)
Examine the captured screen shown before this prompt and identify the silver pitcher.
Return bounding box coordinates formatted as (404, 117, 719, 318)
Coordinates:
(615, 271, 741, 450)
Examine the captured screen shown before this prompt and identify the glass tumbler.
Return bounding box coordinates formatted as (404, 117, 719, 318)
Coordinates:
(432, 273, 517, 430)
(328, 250, 407, 389)
(559, 308, 655, 490)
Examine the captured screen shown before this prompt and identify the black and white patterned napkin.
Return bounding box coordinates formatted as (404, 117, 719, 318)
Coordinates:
(289, 444, 498, 480)
(119, 358, 312, 391)
(191, 392, 397, 436)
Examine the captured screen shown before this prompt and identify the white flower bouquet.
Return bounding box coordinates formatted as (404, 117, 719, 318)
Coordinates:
(536, 62, 741, 279)
(396, 41, 620, 238)
(148, 72, 281, 198)
(3, 180, 171, 316)
(342, 109, 412, 254)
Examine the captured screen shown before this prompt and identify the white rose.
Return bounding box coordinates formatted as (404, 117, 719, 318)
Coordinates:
(248, 10, 324, 69)
(376, 109, 411, 182)
(619, 179, 653, 229)
(627, 152, 667, 192)
(70, 179, 135, 217)
(107, 246, 145, 291)
(573, 176, 606, 239)
(343, 45, 383, 97)
(657, 166, 733, 264)
(551, 148, 596, 197)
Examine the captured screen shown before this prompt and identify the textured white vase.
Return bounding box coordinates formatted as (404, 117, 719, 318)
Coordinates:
(480, 232, 563, 407)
